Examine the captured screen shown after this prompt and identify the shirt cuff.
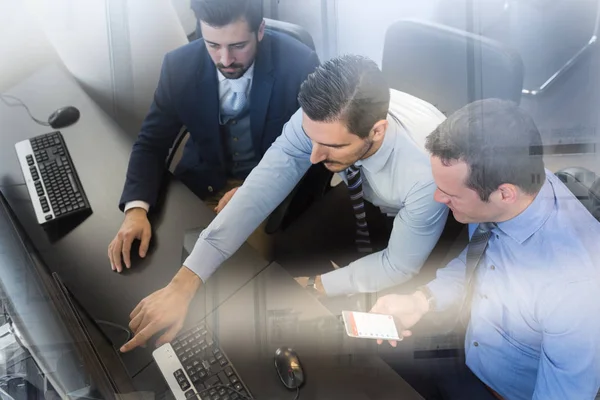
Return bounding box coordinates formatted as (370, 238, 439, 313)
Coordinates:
(425, 278, 461, 312)
(124, 200, 150, 213)
(182, 233, 227, 284)
(320, 267, 354, 297)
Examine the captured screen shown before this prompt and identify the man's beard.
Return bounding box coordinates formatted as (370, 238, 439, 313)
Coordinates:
(217, 63, 247, 79)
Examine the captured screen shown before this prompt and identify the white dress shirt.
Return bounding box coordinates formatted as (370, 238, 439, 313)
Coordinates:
(124, 64, 255, 213)
(184, 89, 450, 296)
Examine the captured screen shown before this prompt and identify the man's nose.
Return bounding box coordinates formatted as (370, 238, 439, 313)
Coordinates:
(310, 144, 327, 164)
(220, 49, 234, 67)
(434, 188, 449, 204)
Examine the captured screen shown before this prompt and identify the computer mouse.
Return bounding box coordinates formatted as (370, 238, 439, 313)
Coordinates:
(274, 347, 305, 390)
(48, 106, 80, 129)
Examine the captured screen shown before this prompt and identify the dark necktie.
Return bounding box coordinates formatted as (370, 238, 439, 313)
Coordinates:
(346, 165, 372, 253)
(461, 222, 495, 325)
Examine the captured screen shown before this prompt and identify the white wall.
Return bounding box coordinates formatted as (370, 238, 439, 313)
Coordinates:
(334, 0, 441, 65)
(171, 0, 198, 36)
(0, 0, 60, 92)
(1, 0, 188, 133)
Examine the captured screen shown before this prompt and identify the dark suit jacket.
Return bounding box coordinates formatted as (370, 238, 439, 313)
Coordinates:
(119, 30, 320, 210)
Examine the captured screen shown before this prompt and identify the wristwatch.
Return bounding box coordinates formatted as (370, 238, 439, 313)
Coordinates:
(417, 285, 436, 312)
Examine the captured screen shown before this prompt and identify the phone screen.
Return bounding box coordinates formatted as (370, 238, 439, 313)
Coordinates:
(342, 311, 401, 340)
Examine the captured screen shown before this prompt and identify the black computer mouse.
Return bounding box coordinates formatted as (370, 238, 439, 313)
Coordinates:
(48, 106, 80, 129)
(274, 347, 305, 389)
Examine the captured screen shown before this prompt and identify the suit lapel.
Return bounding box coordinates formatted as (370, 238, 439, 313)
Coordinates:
(250, 34, 275, 155)
(193, 49, 222, 166)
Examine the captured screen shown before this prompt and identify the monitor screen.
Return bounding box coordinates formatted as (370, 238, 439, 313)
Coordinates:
(0, 190, 138, 399)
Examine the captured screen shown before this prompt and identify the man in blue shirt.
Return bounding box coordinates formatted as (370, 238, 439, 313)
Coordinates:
(371, 99, 600, 399)
(118, 55, 450, 353)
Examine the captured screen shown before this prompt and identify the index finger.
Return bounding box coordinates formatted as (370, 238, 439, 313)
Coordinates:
(111, 237, 124, 272)
(121, 235, 135, 269)
(120, 322, 157, 353)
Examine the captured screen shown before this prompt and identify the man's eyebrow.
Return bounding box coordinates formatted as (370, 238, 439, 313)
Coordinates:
(204, 39, 249, 46)
(301, 125, 350, 148)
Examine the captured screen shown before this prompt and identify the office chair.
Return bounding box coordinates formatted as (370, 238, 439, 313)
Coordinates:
(173, 18, 332, 236)
(381, 19, 524, 116)
(555, 167, 600, 221)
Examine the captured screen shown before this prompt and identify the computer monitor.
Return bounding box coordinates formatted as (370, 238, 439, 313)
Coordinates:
(0, 189, 140, 399)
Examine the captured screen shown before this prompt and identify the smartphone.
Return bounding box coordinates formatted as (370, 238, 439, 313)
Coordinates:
(341, 310, 401, 340)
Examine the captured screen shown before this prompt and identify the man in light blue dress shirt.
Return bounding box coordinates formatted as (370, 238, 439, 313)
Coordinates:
(119, 55, 450, 352)
(371, 99, 600, 399)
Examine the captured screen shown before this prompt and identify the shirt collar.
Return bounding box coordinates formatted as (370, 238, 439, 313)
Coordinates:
(495, 171, 555, 244)
(354, 112, 398, 174)
(217, 62, 255, 83)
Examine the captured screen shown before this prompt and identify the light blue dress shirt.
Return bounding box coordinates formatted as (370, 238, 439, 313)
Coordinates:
(184, 89, 449, 296)
(427, 170, 600, 400)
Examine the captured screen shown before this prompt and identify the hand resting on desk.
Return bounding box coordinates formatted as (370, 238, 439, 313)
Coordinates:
(108, 208, 152, 272)
(120, 266, 202, 352)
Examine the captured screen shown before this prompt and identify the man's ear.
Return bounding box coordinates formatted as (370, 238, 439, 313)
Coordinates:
(371, 119, 389, 142)
(497, 183, 519, 204)
(257, 19, 266, 42)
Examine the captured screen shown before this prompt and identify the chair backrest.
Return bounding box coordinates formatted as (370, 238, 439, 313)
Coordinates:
(263, 18, 316, 51)
(194, 18, 316, 52)
(381, 19, 524, 116)
(555, 167, 600, 221)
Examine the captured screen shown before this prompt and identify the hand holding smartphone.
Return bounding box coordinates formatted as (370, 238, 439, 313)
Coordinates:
(342, 310, 401, 341)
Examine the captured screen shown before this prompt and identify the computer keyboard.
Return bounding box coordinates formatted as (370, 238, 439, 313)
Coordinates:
(153, 322, 253, 400)
(15, 131, 91, 225)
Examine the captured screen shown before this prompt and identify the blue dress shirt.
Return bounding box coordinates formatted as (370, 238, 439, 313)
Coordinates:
(427, 170, 600, 400)
(184, 89, 449, 296)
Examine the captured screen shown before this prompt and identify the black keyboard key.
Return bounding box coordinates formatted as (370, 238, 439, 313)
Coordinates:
(180, 380, 191, 391)
(213, 348, 220, 355)
(205, 376, 220, 388)
(230, 376, 239, 385)
(218, 388, 227, 396)
(209, 357, 217, 365)
(208, 388, 217, 396)
(191, 373, 200, 383)
(224, 367, 234, 377)
(196, 384, 206, 391)
(45, 215, 53, 221)
(219, 358, 228, 367)
(218, 371, 230, 385)
(185, 390, 196, 398)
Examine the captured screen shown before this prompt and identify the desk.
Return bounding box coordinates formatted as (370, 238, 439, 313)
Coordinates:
(0, 64, 422, 399)
(0, 64, 270, 377)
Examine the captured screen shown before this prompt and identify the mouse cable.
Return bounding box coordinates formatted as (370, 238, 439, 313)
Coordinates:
(0, 94, 50, 127)
(193, 382, 299, 400)
(95, 320, 132, 347)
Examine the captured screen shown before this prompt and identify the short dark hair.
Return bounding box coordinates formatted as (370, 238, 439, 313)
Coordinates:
(191, 0, 263, 33)
(298, 55, 390, 138)
(425, 98, 545, 201)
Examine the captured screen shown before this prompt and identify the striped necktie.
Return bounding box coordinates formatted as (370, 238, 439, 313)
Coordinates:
(347, 164, 372, 253)
(461, 222, 495, 325)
